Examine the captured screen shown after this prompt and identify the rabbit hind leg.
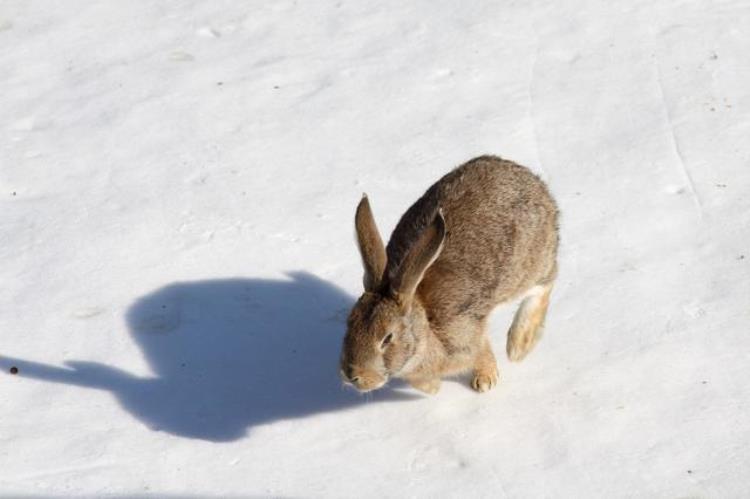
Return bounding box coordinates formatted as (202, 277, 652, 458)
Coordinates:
(506, 281, 553, 362)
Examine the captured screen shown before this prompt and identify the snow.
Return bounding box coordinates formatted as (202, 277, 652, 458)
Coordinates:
(1, 1, 749, 496)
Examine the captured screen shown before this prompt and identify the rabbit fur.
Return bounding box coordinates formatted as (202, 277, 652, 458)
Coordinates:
(340, 155, 559, 394)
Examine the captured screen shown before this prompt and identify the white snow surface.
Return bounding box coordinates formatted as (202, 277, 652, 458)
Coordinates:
(2, 1, 750, 497)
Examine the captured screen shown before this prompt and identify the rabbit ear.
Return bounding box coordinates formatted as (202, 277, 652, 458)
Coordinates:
(355, 195, 387, 291)
(388, 210, 445, 304)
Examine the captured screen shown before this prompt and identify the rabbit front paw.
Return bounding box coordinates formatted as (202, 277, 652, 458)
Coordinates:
(471, 367, 499, 393)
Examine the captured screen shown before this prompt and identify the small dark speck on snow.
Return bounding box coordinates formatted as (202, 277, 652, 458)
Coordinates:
(687, 470, 693, 474)
(10, 366, 19, 374)
(738, 255, 745, 260)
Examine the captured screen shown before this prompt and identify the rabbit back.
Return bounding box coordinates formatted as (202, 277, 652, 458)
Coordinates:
(387, 155, 559, 327)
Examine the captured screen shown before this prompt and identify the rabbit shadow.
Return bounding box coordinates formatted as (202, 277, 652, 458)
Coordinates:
(1, 272, 418, 441)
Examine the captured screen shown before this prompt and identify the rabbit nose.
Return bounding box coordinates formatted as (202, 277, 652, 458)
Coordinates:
(341, 366, 361, 385)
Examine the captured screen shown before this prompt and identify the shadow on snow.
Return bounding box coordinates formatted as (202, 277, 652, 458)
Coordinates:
(1, 272, 418, 441)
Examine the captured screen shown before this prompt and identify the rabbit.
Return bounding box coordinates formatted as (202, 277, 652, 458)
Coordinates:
(340, 155, 559, 394)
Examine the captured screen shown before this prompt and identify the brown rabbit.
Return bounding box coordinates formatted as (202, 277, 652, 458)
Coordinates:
(340, 155, 559, 394)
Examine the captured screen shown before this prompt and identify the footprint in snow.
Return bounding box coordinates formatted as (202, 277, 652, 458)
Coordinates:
(169, 51, 195, 62)
(196, 26, 220, 38)
(72, 307, 105, 319)
(682, 302, 706, 319)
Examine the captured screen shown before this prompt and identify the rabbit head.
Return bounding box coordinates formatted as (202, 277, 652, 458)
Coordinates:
(340, 195, 445, 392)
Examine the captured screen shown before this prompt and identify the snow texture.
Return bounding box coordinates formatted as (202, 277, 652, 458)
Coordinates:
(1, 1, 749, 497)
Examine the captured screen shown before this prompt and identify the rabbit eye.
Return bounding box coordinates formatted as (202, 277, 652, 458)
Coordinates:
(381, 332, 394, 348)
